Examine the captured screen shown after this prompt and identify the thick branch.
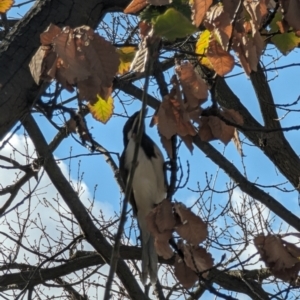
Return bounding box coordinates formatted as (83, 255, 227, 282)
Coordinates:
(119, 82, 300, 231)
(213, 76, 300, 190)
(0, 248, 271, 300)
(192, 135, 300, 231)
(250, 63, 282, 130)
(0, 0, 130, 140)
(22, 114, 148, 300)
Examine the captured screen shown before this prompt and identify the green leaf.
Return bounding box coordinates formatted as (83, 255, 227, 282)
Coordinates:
(269, 11, 282, 33)
(152, 8, 197, 41)
(271, 33, 300, 55)
(140, 5, 166, 23)
(269, 11, 300, 55)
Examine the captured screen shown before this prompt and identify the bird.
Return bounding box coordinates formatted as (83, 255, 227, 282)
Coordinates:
(120, 111, 167, 284)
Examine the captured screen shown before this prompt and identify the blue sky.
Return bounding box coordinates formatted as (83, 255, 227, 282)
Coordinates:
(2, 1, 300, 299)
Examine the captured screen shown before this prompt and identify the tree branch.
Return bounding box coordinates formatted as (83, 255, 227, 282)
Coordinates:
(0, 0, 131, 140)
(213, 76, 300, 190)
(22, 114, 148, 300)
(250, 63, 282, 130)
(118, 79, 300, 232)
(0, 248, 271, 300)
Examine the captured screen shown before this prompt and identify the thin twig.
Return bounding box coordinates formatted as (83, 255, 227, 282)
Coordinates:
(104, 41, 157, 300)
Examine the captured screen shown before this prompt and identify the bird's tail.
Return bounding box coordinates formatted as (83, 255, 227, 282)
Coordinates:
(141, 233, 158, 284)
(139, 215, 158, 285)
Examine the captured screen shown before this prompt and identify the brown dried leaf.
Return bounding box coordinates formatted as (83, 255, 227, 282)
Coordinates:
(244, 0, 265, 35)
(124, 0, 147, 14)
(207, 39, 234, 76)
(180, 134, 194, 154)
(40, 24, 62, 45)
(210, 108, 244, 145)
(182, 243, 214, 277)
(208, 115, 235, 145)
(29, 46, 51, 85)
(276, 20, 289, 34)
(259, 0, 269, 20)
(139, 21, 152, 38)
(175, 61, 208, 108)
(198, 116, 215, 142)
(223, 108, 244, 125)
(156, 199, 176, 232)
(189, 107, 202, 125)
(147, 207, 174, 259)
(44, 51, 58, 80)
(157, 98, 178, 139)
(174, 254, 198, 288)
(232, 34, 251, 75)
(53, 27, 90, 84)
(155, 236, 174, 259)
(253, 31, 265, 59)
(204, 5, 232, 50)
(223, 0, 241, 18)
(31, 25, 118, 99)
(29, 45, 61, 85)
(272, 264, 300, 283)
(157, 96, 196, 139)
(169, 98, 197, 137)
(281, 0, 300, 32)
(254, 234, 300, 284)
(77, 77, 103, 102)
(254, 235, 300, 271)
(55, 60, 75, 92)
(160, 134, 173, 158)
(190, 0, 213, 27)
(232, 32, 258, 75)
(77, 26, 119, 89)
(174, 203, 207, 245)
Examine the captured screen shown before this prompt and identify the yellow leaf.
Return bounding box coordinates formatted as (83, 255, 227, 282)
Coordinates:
(0, 0, 14, 13)
(88, 95, 114, 124)
(195, 30, 213, 69)
(116, 47, 137, 75)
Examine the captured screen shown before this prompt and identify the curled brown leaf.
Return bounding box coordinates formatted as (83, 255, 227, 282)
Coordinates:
(254, 234, 300, 283)
(179, 241, 214, 278)
(174, 254, 198, 289)
(174, 203, 208, 245)
(175, 61, 208, 109)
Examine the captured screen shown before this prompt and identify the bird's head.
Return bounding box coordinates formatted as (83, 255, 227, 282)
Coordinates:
(122, 111, 145, 146)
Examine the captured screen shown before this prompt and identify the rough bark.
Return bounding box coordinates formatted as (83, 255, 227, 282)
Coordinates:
(0, 248, 271, 300)
(22, 115, 148, 300)
(0, 0, 130, 140)
(213, 75, 300, 190)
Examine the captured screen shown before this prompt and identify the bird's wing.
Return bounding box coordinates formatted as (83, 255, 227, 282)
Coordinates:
(119, 150, 138, 216)
(153, 143, 168, 199)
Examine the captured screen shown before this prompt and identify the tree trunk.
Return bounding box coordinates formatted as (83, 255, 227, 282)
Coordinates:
(0, 0, 130, 140)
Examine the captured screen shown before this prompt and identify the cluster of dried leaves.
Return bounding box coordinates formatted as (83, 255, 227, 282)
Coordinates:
(151, 61, 243, 155)
(29, 24, 125, 124)
(124, 0, 300, 76)
(254, 234, 300, 285)
(147, 200, 213, 288)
